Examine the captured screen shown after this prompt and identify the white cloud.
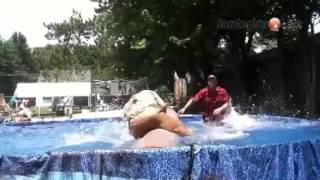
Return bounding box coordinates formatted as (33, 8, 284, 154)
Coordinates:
(0, 0, 97, 47)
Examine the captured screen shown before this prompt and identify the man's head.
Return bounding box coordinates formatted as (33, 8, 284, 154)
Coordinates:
(207, 74, 218, 89)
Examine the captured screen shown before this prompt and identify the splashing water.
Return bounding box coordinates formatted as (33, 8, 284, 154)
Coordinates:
(1, 109, 320, 155)
(221, 108, 260, 130)
(58, 109, 320, 149)
(61, 109, 258, 148)
(62, 121, 133, 147)
(183, 108, 255, 143)
(60, 111, 134, 149)
(181, 107, 320, 145)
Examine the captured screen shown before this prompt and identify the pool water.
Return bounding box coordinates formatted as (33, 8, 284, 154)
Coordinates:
(0, 119, 131, 156)
(182, 114, 320, 146)
(1, 113, 320, 156)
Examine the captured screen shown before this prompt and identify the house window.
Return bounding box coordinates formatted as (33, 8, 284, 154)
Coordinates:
(43, 97, 52, 104)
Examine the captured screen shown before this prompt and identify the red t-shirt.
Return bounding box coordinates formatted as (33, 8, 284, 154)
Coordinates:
(192, 86, 229, 118)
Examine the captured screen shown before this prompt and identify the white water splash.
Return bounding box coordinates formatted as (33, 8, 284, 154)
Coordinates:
(63, 121, 133, 146)
(62, 109, 260, 146)
(221, 108, 260, 130)
(200, 108, 257, 140)
(61, 109, 318, 147)
(62, 110, 133, 147)
(187, 107, 319, 143)
(181, 109, 253, 143)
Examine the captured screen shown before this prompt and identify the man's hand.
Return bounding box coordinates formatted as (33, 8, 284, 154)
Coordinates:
(212, 108, 222, 116)
(178, 108, 186, 114)
(178, 99, 194, 115)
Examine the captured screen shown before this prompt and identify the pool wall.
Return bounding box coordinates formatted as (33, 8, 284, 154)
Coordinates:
(191, 139, 320, 180)
(1, 116, 320, 179)
(0, 147, 192, 179)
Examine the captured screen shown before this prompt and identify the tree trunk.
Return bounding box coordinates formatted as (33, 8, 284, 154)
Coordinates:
(229, 41, 246, 98)
(305, 37, 317, 118)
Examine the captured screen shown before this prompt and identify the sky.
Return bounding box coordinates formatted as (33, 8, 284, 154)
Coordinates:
(0, 0, 97, 47)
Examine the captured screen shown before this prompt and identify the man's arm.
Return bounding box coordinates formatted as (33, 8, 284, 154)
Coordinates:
(179, 88, 206, 114)
(178, 99, 194, 114)
(212, 101, 230, 116)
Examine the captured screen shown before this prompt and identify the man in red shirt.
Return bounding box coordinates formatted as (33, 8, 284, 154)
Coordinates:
(178, 74, 231, 122)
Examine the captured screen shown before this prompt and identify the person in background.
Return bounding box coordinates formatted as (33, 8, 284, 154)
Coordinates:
(0, 94, 6, 112)
(179, 74, 231, 122)
(63, 96, 74, 118)
(0, 94, 13, 116)
(16, 99, 32, 120)
(9, 94, 18, 109)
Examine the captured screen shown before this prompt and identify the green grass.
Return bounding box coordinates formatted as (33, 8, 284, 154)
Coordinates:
(30, 106, 82, 117)
(30, 106, 56, 116)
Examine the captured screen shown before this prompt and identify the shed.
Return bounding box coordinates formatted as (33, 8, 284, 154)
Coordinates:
(14, 82, 91, 107)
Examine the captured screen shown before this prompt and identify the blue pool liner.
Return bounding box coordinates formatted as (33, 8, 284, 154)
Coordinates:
(190, 139, 320, 180)
(0, 147, 192, 179)
(1, 115, 320, 179)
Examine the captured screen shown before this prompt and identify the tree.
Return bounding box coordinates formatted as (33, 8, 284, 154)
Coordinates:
(93, 0, 227, 87)
(257, 0, 320, 117)
(0, 32, 34, 94)
(41, 9, 117, 79)
(44, 10, 96, 46)
(10, 32, 32, 71)
(38, 0, 320, 116)
(0, 39, 20, 73)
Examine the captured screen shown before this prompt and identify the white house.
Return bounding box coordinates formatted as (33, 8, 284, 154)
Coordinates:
(14, 82, 91, 107)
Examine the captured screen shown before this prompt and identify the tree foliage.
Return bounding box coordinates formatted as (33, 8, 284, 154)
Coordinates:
(0, 0, 315, 88)
(37, 0, 320, 89)
(44, 10, 96, 46)
(0, 32, 34, 94)
(0, 32, 32, 73)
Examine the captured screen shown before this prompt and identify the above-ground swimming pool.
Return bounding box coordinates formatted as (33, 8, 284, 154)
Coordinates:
(1, 112, 320, 179)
